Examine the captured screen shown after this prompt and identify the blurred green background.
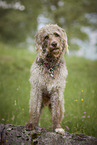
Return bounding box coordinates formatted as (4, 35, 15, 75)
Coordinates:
(0, 0, 97, 137)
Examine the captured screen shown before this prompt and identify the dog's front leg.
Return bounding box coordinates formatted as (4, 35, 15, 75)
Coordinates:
(51, 90, 65, 135)
(26, 88, 42, 130)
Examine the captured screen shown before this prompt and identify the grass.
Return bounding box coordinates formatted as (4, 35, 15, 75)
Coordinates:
(0, 42, 97, 137)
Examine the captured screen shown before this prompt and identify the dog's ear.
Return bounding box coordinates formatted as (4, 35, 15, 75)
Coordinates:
(35, 33, 43, 57)
(61, 29, 69, 54)
(35, 32, 42, 52)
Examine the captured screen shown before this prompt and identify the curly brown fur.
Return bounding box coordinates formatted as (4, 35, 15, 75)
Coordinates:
(26, 24, 69, 135)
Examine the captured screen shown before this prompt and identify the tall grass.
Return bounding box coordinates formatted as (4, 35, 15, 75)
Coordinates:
(0, 43, 97, 137)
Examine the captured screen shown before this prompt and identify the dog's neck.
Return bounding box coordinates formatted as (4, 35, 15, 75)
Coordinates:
(36, 56, 65, 78)
(36, 56, 62, 69)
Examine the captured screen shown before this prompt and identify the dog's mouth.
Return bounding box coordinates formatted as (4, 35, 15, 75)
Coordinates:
(52, 48, 59, 53)
(50, 47, 60, 57)
(50, 47, 59, 52)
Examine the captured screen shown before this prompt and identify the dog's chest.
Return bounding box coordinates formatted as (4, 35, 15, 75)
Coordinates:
(39, 65, 68, 92)
(30, 62, 68, 92)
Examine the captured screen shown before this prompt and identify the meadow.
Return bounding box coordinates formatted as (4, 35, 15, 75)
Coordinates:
(0, 43, 97, 137)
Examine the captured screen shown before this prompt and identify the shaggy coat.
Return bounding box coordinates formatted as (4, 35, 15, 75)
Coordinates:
(26, 24, 68, 135)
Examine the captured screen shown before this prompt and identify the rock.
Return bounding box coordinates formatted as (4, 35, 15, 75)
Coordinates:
(0, 124, 97, 145)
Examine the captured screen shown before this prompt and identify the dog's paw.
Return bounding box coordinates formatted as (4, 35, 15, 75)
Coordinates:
(55, 128, 65, 135)
(26, 122, 33, 131)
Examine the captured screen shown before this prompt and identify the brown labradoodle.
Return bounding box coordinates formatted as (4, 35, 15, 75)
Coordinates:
(26, 24, 69, 135)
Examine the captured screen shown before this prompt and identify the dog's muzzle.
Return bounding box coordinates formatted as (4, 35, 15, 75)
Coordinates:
(49, 41, 60, 57)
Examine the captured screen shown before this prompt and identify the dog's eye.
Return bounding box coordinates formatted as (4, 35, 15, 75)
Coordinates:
(44, 35, 49, 40)
(54, 33, 60, 37)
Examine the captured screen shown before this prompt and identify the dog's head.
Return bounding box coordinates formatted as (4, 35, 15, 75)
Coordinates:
(35, 24, 69, 59)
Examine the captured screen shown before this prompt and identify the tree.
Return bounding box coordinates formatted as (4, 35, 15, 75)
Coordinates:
(0, 0, 42, 44)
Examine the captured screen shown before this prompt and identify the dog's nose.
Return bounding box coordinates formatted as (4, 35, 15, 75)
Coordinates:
(51, 41, 57, 47)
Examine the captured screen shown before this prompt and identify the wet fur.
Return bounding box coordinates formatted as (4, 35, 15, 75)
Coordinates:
(26, 24, 69, 135)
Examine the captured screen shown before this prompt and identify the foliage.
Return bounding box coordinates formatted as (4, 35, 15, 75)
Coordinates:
(0, 43, 97, 137)
(0, 0, 42, 43)
(0, 0, 97, 49)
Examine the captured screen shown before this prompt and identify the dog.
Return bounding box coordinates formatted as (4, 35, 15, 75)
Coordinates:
(26, 24, 69, 135)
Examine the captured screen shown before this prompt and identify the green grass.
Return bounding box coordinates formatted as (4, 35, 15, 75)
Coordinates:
(0, 42, 97, 137)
